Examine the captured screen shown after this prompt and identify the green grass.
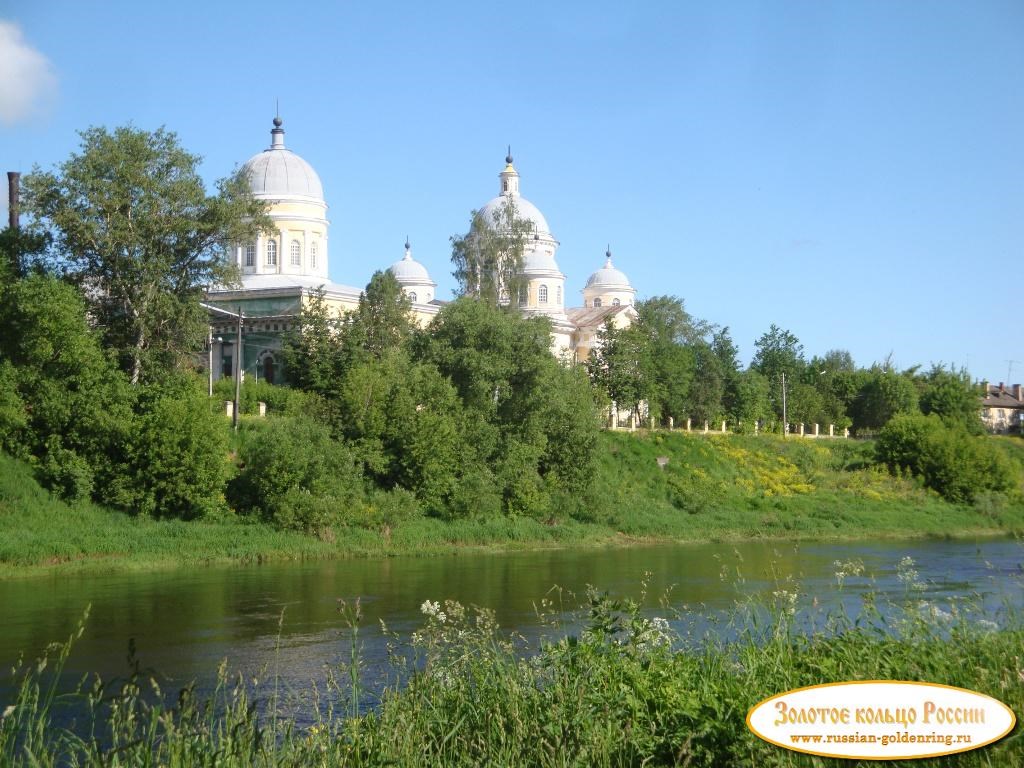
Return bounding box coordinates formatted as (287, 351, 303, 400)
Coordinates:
(3, 583, 1022, 766)
(2, 431, 1023, 578)
(584, 431, 1024, 541)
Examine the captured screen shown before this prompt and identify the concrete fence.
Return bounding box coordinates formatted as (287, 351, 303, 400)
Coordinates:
(607, 409, 848, 438)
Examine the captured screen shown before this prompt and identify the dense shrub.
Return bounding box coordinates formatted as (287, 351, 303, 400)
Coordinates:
(37, 436, 94, 502)
(211, 377, 321, 417)
(228, 416, 365, 531)
(876, 413, 1016, 503)
(0, 275, 134, 500)
(102, 377, 229, 519)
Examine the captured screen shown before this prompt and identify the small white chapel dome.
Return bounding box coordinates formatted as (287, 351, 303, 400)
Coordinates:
(389, 239, 436, 287)
(586, 249, 633, 291)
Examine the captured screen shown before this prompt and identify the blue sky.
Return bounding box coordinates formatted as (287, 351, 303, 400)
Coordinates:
(2, 1, 1022, 383)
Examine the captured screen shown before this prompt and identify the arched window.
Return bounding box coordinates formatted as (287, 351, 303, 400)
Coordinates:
(266, 239, 277, 265)
(539, 285, 548, 304)
(408, 291, 417, 303)
(244, 244, 256, 267)
(290, 240, 301, 266)
(518, 288, 527, 306)
(556, 286, 562, 305)
(593, 297, 602, 308)
(612, 298, 621, 306)
(310, 242, 318, 269)
(260, 354, 276, 385)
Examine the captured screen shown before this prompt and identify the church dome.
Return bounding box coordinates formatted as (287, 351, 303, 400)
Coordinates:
(389, 240, 435, 286)
(476, 152, 553, 238)
(521, 234, 560, 274)
(586, 250, 632, 290)
(478, 194, 551, 237)
(241, 117, 324, 202)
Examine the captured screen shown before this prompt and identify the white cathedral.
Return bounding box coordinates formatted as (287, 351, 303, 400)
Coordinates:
(206, 118, 638, 383)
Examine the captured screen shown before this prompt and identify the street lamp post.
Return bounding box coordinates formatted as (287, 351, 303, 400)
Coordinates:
(233, 306, 243, 431)
(207, 328, 213, 397)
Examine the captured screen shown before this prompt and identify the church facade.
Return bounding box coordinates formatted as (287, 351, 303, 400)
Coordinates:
(205, 118, 638, 383)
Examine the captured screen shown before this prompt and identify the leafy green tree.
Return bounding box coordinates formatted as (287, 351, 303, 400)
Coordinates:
(279, 289, 347, 395)
(633, 296, 704, 423)
(537, 363, 600, 498)
(850, 367, 919, 433)
(918, 364, 982, 433)
(417, 298, 551, 428)
(751, 324, 806, 419)
(728, 369, 771, 430)
(0, 226, 49, 279)
(806, 350, 859, 430)
(785, 381, 826, 427)
(418, 298, 599, 517)
(751, 325, 805, 380)
(587, 319, 652, 423)
(713, 326, 742, 419)
(687, 342, 725, 424)
(331, 349, 462, 512)
(0, 274, 133, 497)
(635, 296, 710, 347)
(23, 125, 270, 384)
(450, 198, 533, 306)
(343, 270, 415, 362)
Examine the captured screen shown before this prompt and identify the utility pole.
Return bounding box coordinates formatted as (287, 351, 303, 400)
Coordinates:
(781, 371, 788, 437)
(207, 327, 214, 397)
(233, 306, 243, 431)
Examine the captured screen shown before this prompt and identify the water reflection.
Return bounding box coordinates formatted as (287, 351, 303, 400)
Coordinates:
(1, 537, 1021, 712)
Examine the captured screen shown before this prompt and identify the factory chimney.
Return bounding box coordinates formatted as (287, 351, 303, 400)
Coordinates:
(7, 171, 20, 230)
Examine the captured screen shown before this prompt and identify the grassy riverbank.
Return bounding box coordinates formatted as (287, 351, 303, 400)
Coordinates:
(3, 585, 1022, 766)
(2, 432, 1022, 578)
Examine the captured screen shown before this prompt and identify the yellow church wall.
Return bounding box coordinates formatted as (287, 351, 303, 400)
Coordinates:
(265, 201, 328, 219)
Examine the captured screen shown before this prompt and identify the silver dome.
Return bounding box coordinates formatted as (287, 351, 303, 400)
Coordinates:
(389, 242, 435, 286)
(586, 252, 633, 290)
(241, 118, 324, 202)
(477, 195, 551, 237)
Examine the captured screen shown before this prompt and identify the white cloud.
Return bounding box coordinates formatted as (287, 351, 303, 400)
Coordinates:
(0, 20, 57, 126)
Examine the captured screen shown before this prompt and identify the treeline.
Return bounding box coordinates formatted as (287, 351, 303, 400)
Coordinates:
(588, 302, 1016, 503)
(589, 302, 985, 437)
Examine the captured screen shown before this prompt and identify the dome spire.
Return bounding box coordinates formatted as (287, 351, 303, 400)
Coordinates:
(270, 113, 285, 150)
(499, 146, 520, 196)
(605, 245, 613, 267)
(403, 237, 412, 260)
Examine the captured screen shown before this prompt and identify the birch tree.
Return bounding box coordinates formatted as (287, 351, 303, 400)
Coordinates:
(24, 125, 270, 384)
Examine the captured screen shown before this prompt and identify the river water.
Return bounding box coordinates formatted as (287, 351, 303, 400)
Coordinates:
(1, 537, 1021, 711)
